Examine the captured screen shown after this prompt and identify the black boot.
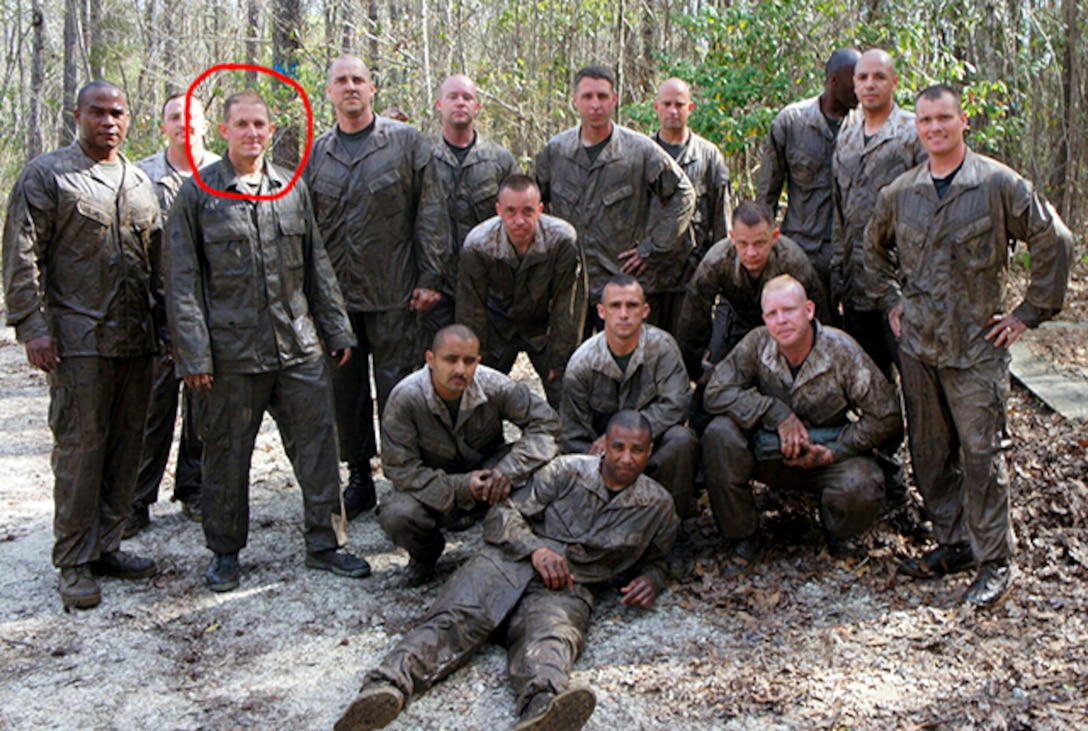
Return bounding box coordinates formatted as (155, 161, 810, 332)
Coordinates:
(964, 560, 1014, 609)
(205, 552, 240, 592)
(897, 543, 975, 579)
(343, 463, 377, 521)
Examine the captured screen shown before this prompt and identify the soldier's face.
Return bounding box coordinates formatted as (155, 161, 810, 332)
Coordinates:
(653, 85, 694, 131)
(75, 88, 130, 157)
(425, 336, 481, 400)
(327, 59, 376, 118)
(598, 283, 649, 341)
(437, 76, 480, 130)
(497, 187, 543, 249)
(219, 103, 274, 164)
(162, 97, 208, 152)
(762, 285, 815, 351)
(853, 54, 897, 114)
(915, 93, 968, 159)
(601, 425, 653, 489)
(573, 77, 617, 130)
(732, 220, 779, 279)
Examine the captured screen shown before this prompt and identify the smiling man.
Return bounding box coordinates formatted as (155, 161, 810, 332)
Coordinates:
(337, 410, 678, 731)
(865, 85, 1072, 608)
(4, 81, 163, 609)
(702, 275, 901, 571)
(456, 174, 585, 406)
(167, 90, 370, 593)
(379, 324, 560, 586)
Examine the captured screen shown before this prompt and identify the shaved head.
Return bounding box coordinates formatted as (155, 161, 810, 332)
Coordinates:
(858, 48, 896, 75)
(761, 274, 809, 307)
(440, 73, 477, 98)
(328, 54, 371, 83)
(656, 77, 691, 99)
(825, 48, 861, 78)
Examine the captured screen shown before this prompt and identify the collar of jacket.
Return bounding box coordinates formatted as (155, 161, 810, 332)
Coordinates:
(431, 130, 491, 168)
(798, 95, 837, 141)
(214, 155, 288, 194)
(556, 123, 634, 169)
(758, 320, 836, 391)
(420, 363, 493, 428)
(856, 103, 914, 151)
(907, 146, 982, 207)
(68, 141, 150, 193)
(577, 455, 661, 508)
(326, 115, 400, 165)
(585, 325, 652, 382)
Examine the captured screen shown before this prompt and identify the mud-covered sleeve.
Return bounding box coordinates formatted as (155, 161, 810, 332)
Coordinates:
(412, 138, 451, 294)
(547, 233, 585, 372)
(838, 345, 902, 455)
(632, 503, 681, 595)
(3, 165, 55, 342)
(704, 331, 793, 429)
(756, 114, 787, 212)
(493, 381, 561, 485)
(559, 358, 597, 452)
(482, 458, 565, 560)
(299, 181, 356, 353)
(637, 150, 696, 263)
(455, 245, 492, 354)
(165, 182, 214, 377)
(535, 146, 553, 211)
(639, 338, 692, 440)
(677, 252, 723, 379)
(863, 188, 902, 314)
(1005, 179, 1072, 328)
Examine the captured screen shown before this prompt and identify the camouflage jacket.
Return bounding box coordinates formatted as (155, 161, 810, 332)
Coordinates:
(381, 364, 561, 514)
(429, 133, 518, 250)
(456, 214, 586, 371)
(536, 124, 695, 297)
(135, 148, 221, 215)
(756, 95, 843, 255)
(560, 325, 692, 451)
(704, 323, 901, 457)
(3, 142, 163, 357)
(166, 157, 355, 377)
(676, 235, 830, 378)
(654, 130, 732, 287)
(484, 454, 680, 599)
(831, 105, 926, 309)
(865, 149, 1072, 368)
(304, 118, 450, 311)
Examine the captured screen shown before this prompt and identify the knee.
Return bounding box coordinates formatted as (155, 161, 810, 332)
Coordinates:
(702, 416, 749, 456)
(658, 425, 699, 460)
(378, 493, 432, 539)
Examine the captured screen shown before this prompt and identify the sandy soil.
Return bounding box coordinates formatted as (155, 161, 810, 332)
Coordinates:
(2, 331, 1087, 731)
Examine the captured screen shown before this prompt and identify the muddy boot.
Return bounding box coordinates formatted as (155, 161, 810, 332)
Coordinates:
(205, 552, 240, 592)
(90, 550, 158, 579)
(964, 560, 1014, 609)
(344, 463, 377, 521)
(515, 687, 596, 731)
(306, 549, 372, 578)
(334, 683, 405, 731)
(123, 504, 150, 539)
(59, 565, 101, 610)
(897, 543, 975, 579)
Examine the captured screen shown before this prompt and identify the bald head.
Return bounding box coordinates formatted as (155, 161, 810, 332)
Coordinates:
(854, 48, 898, 116)
(858, 48, 896, 75)
(656, 77, 691, 98)
(825, 48, 861, 79)
(654, 77, 695, 138)
(328, 54, 371, 83)
(327, 55, 376, 124)
(437, 73, 481, 134)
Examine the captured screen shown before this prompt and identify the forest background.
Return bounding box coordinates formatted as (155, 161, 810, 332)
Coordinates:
(0, 0, 1085, 237)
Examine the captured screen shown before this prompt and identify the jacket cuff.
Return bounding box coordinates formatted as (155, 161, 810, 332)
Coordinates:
(326, 331, 357, 353)
(763, 402, 794, 431)
(454, 476, 477, 511)
(416, 272, 443, 293)
(14, 313, 50, 344)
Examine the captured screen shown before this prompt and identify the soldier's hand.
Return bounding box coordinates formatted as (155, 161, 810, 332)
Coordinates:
(783, 443, 835, 470)
(184, 373, 213, 392)
(484, 470, 512, 504)
(618, 247, 648, 277)
(985, 312, 1028, 350)
(888, 303, 904, 339)
(546, 368, 564, 384)
(469, 469, 493, 502)
(25, 336, 60, 373)
(532, 547, 574, 590)
(410, 288, 442, 313)
(620, 575, 656, 609)
(776, 413, 811, 460)
(589, 435, 607, 456)
(332, 346, 352, 368)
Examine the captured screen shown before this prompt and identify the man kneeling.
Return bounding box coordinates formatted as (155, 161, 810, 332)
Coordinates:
(336, 411, 680, 731)
(702, 275, 901, 571)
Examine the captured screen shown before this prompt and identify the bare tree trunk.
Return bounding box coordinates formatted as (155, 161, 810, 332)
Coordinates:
(62, 0, 79, 143)
(369, 0, 379, 62)
(246, 0, 261, 86)
(272, 0, 302, 168)
(421, 0, 433, 108)
(29, 0, 45, 157)
(1056, 0, 1078, 221)
(163, 5, 181, 97)
(88, 0, 103, 79)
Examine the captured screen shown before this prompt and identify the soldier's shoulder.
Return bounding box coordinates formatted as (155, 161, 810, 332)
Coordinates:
(567, 333, 605, 370)
(377, 116, 424, 141)
(133, 151, 164, 177)
(700, 237, 737, 267)
(23, 143, 83, 177)
(473, 364, 519, 391)
(543, 127, 579, 151)
(776, 235, 814, 263)
(387, 366, 430, 405)
(643, 324, 683, 356)
(539, 214, 577, 240)
(463, 217, 504, 250)
(775, 95, 820, 123)
(626, 472, 676, 509)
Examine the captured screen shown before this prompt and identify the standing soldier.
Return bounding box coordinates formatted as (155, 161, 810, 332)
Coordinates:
(426, 73, 518, 340)
(536, 65, 695, 335)
(305, 55, 450, 520)
(125, 95, 220, 537)
(757, 48, 860, 282)
(456, 175, 585, 407)
(169, 90, 370, 592)
(3, 81, 162, 609)
(866, 85, 1072, 608)
(831, 48, 926, 510)
(650, 77, 732, 334)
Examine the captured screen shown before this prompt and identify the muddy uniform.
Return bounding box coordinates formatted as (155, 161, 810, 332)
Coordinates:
(651, 131, 732, 334)
(677, 234, 829, 377)
(756, 96, 844, 280)
(703, 324, 901, 540)
(168, 158, 355, 556)
(456, 214, 585, 407)
(305, 118, 450, 470)
(380, 365, 560, 566)
(131, 149, 220, 514)
(424, 134, 518, 340)
(535, 124, 695, 329)
(3, 142, 163, 568)
(560, 326, 698, 518)
(366, 454, 679, 714)
(831, 104, 925, 375)
(865, 149, 1071, 564)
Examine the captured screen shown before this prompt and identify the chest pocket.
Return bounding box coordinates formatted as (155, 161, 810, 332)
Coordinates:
(953, 216, 997, 271)
(790, 146, 828, 188)
(277, 210, 308, 269)
(311, 175, 344, 228)
(76, 198, 114, 230)
(367, 168, 407, 217)
(202, 206, 253, 277)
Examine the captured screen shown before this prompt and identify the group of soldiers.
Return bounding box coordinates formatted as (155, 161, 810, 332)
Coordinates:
(2, 44, 1072, 731)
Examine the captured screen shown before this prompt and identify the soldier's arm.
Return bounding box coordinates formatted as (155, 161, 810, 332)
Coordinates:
(709, 153, 732, 245)
(454, 245, 491, 353)
(704, 331, 793, 429)
(829, 164, 847, 305)
(3, 165, 56, 346)
(677, 252, 723, 379)
(411, 138, 450, 294)
(482, 458, 564, 561)
(546, 233, 585, 373)
(493, 380, 561, 484)
(637, 152, 696, 263)
(755, 115, 787, 212)
(534, 147, 552, 212)
(165, 183, 214, 378)
(299, 182, 356, 354)
(862, 188, 902, 314)
(838, 345, 902, 456)
(559, 362, 597, 452)
(1006, 180, 1072, 328)
(625, 505, 681, 601)
(638, 337, 693, 440)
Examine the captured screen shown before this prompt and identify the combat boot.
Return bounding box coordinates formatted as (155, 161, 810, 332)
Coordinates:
(123, 505, 150, 538)
(343, 463, 377, 521)
(964, 560, 1014, 609)
(334, 683, 405, 731)
(305, 549, 372, 578)
(59, 565, 101, 609)
(516, 687, 596, 731)
(90, 550, 158, 579)
(205, 552, 240, 592)
(897, 543, 975, 579)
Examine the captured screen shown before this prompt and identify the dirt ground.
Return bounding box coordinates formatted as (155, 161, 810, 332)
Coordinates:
(1, 323, 1087, 730)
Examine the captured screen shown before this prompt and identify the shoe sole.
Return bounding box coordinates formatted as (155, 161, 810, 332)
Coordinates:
(516, 687, 596, 731)
(305, 555, 372, 578)
(206, 577, 239, 592)
(334, 686, 404, 731)
(89, 564, 158, 580)
(895, 555, 976, 579)
(61, 592, 102, 610)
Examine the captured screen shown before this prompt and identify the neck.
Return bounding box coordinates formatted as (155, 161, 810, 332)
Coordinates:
(443, 125, 474, 147)
(508, 234, 533, 256)
(780, 325, 815, 367)
(600, 463, 633, 492)
(928, 145, 967, 178)
(431, 377, 462, 402)
(80, 140, 119, 163)
(167, 144, 202, 173)
(863, 105, 893, 135)
(657, 126, 688, 145)
(338, 108, 374, 134)
(580, 121, 613, 147)
(229, 151, 263, 176)
(605, 328, 640, 358)
(819, 91, 849, 120)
